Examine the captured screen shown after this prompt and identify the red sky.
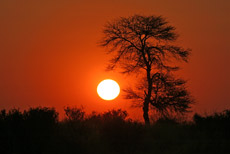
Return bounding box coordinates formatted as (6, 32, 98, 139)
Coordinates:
(0, 0, 229, 120)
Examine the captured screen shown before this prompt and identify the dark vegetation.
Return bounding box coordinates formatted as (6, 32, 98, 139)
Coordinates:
(0, 107, 230, 154)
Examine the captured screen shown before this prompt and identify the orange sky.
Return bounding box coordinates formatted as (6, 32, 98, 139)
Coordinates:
(0, 0, 229, 120)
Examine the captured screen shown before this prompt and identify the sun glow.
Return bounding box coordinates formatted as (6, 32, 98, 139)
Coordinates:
(97, 79, 120, 100)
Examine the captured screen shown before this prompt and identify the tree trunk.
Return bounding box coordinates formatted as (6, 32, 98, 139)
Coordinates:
(143, 66, 152, 125)
(143, 99, 150, 125)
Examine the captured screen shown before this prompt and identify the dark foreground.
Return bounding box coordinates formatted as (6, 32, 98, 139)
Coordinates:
(0, 107, 230, 154)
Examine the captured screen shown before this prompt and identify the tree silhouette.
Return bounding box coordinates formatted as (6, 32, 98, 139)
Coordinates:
(100, 15, 193, 124)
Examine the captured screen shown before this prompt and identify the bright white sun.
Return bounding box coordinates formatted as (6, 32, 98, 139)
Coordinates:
(97, 79, 120, 100)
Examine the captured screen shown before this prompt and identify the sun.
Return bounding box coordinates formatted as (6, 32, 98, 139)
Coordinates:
(97, 79, 120, 100)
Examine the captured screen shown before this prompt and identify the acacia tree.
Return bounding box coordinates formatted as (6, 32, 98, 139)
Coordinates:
(100, 15, 192, 124)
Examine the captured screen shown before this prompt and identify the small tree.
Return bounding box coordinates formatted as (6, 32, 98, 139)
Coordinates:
(100, 15, 193, 124)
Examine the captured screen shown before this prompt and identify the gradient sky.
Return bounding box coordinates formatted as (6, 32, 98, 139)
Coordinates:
(0, 0, 229, 119)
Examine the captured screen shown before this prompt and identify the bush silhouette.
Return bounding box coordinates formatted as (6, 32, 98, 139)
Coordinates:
(0, 107, 58, 154)
(1, 107, 230, 154)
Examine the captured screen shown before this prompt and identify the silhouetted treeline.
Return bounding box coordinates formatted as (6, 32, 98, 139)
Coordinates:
(0, 107, 230, 154)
